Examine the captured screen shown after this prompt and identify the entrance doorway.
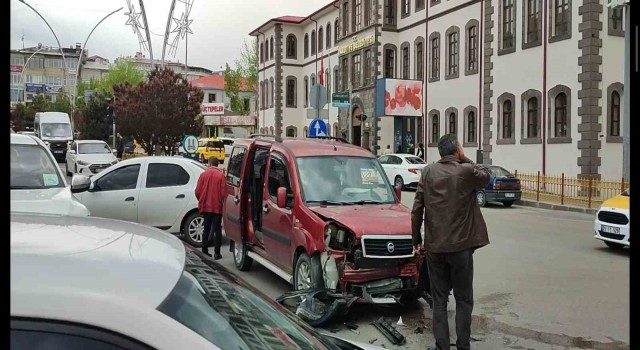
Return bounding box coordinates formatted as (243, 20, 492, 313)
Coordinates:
(393, 116, 417, 154)
(352, 105, 362, 147)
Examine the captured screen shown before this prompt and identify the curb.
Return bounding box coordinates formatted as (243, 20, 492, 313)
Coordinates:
(516, 199, 598, 215)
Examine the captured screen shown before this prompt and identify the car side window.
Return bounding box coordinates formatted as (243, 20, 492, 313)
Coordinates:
(226, 147, 246, 187)
(267, 156, 292, 206)
(379, 155, 389, 164)
(11, 319, 153, 350)
(95, 164, 141, 191)
(389, 156, 402, 165)
(146, 163, 190, 188)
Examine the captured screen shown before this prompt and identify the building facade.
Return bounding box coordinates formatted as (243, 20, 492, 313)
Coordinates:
(80, 55, 111, 83)
(190, 73, 257, 137)
(115, 52, 214, 82)
(10, 44, 84, 106)
(250, 0, 625, 180)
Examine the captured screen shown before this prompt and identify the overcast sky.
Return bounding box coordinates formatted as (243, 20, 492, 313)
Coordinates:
(11, 0, 330, 71)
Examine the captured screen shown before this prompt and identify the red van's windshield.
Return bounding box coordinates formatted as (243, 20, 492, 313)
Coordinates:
(296, 156, 396, 205)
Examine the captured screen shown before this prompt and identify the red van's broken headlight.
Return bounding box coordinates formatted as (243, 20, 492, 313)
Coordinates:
(324, 222, 354, 251)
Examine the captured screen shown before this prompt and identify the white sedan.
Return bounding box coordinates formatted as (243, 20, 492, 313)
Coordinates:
(378, 153, 427, 190)
(65, 140, 118, 176)
(73, 156, 208, 246)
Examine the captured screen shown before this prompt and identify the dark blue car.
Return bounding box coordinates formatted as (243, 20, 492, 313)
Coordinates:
(477, 166, 522, 207)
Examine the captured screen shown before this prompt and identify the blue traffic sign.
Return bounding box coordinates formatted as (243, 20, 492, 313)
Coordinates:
(309, 118, 328, 137)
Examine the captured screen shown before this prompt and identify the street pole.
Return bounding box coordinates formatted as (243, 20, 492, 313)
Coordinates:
(161, 0, 178, 69)
(348, 83, 353, 143)
(18, 0, 70, 117)
(622, 4, 630, 182)
(137, 0, 154, 67)
(75, 7, 123, 102)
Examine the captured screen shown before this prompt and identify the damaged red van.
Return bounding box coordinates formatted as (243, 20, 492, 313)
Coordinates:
(223, 135, 427, 325)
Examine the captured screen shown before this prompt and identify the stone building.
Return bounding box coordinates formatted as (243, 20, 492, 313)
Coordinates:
(251, 0, 625, 179)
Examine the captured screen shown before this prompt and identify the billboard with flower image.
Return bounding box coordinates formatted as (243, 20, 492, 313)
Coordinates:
(375, 78, 423, 117)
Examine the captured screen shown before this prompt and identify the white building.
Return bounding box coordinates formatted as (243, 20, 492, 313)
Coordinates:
(190, 72, 257, 137)
(250, 0, 625, 180)
(80, 55, 110, 83)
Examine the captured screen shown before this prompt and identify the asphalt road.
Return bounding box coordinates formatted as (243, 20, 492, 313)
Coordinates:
(214, 192, 629, 350)
(61, 163, 629, 349)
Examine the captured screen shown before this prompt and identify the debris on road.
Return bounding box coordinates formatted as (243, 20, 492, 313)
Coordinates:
(414, 326, 424, 334)
(344, 321, 358, 330)
(349, 329, 360, 335)
(368, 338, 378, 344)
(396, 316, 405, 326)
(371, 317, 406, 345)
(275, 288, 347, 327)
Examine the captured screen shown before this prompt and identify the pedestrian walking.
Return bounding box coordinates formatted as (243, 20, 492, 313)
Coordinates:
(416, 143, 425, 160)
(116, 133, 124, 159)
(195, 157, 227, 260)
(411, 133, 490, 350)
(383, 144, 393, 155)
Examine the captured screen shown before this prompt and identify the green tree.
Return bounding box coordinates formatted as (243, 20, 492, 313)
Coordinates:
(224, 63, 246, 114)
(30, 94, 51, 113)
(79, 90, 113, 141)
(98, 61, 145, 93)
(235, 39, 258, 94)
(11, 103, 34, 131)
(75, 79, 101, 109)
(114, 67, 203, 155)
(50, 93, 71, 114)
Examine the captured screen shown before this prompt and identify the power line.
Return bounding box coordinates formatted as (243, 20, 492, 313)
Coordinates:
(27, 2, 114, 14)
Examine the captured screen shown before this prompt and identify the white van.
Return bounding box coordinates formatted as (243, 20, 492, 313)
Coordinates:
(34, 112, 73, 162)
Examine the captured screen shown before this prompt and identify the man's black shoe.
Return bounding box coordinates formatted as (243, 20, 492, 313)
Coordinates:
(214, 254, 222, 260)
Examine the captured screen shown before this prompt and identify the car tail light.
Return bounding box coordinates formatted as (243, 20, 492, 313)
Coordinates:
(408, 168, 419, 174)
(493, 182, 502, 190)
(515, 181, 521, 190)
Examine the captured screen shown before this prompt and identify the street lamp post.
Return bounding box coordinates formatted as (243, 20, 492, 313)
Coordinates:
(18, 0, 71, 118)
(74, 7, 124, 104)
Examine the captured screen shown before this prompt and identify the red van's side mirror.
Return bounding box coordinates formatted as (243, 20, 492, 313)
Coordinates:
(277, 187, 287, 208)
(395, 185, 402, 201)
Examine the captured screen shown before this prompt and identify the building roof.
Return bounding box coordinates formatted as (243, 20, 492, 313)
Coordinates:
(190, 75, 253, 92)
(249, 1, 338, 36)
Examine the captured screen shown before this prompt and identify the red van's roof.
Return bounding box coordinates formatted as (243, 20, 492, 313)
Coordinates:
(237, 137, 374, 158)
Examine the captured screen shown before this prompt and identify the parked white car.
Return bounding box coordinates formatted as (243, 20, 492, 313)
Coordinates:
(11, 133, 90, 216)
(65, 140, 118, 176)
(218, 136, 235, 158)
(378, 153, 427, 189)
(73, 156, 208, 246)
(11, 213, 382, 350)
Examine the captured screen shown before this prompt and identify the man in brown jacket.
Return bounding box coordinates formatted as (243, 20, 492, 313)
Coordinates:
(411, 133, 490, 350)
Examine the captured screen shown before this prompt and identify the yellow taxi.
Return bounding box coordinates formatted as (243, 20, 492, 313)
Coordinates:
(594, 188, 629, 249)
(196, 137, 225, 164)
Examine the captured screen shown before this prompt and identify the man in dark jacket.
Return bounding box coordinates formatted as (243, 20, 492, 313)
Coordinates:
(416, 143, 425, 160)
(116, 133, 124, 159)
(411, 133, 490, 350)
(195, 157, 227, 259)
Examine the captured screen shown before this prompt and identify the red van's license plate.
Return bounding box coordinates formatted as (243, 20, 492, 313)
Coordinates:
(601, 225, 620, 235)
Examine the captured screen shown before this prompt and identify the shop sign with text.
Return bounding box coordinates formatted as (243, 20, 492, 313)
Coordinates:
(200, 103, 224, 115)
(338, 35, 375, 56)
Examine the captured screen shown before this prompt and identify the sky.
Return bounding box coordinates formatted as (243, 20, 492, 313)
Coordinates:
(10, 0, 331, 71)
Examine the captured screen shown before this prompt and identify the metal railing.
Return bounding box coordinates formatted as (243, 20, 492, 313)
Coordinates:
(514, 170, 628, 209)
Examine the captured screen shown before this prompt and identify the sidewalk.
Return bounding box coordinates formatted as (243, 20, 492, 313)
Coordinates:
(516, 199, 598, 215)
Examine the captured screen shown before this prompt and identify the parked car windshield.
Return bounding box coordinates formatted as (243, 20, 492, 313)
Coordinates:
(42, 123, 72, 138)
(158, 249, 338, 350)
(78, 142, 111, 154)
(11, 144, 64, 189)
(405, 156, 425, 164)
(297, 156, 395, 205)
(489, 166, 512, 178)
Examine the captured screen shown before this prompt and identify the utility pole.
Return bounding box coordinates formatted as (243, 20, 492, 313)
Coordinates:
(347, 83, 353, 143)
